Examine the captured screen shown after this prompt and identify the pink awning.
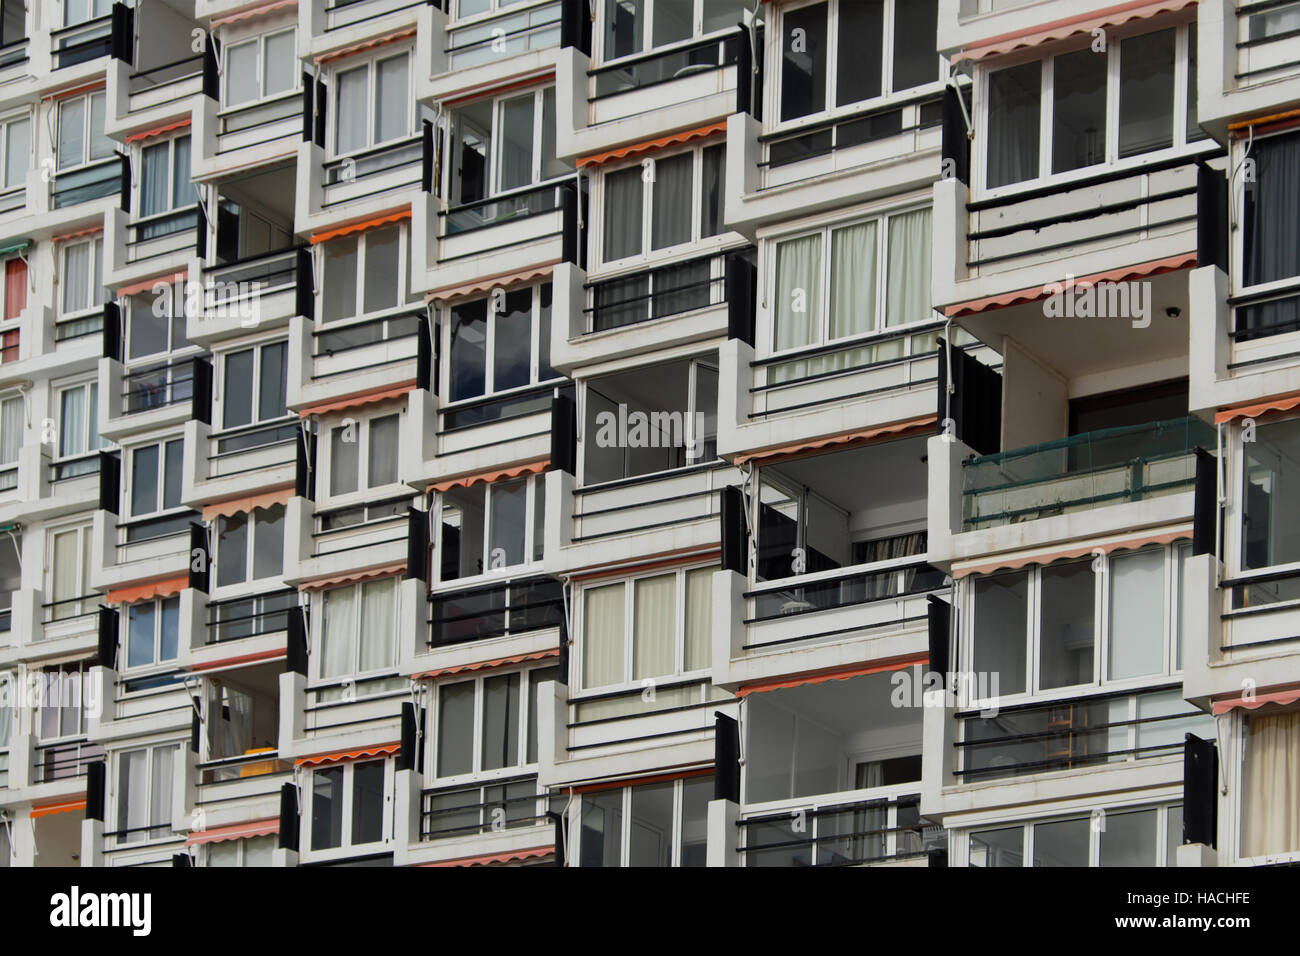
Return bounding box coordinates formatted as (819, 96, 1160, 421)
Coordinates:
(1213, 687, 1300, 717)
(736, 654, 928, 698)
(201, 486, 294, 522)
(211, 0, 298, 28)
(298, 562, 406, 592)
(429, 459, 550, 493)
(425, 262, 560, 303)
(185, 818, 279, 847)
(734, 415, 936, 467)
(424, 846, 554, 867)
(297, 381, 415, 418)
(953, 529, 1192, 578)
(295, 743, 399, 768)
(116, 271, 187, 298)
(1215, 393, 1300, 424)
(414, 648, 559, 680)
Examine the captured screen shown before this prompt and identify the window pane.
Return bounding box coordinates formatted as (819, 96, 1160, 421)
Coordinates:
(62, 243, 90, 314)
(1051, 48, 1107, 174)
(481, 673, 521, 771)
(164, 440, 183, 510)
(253, 505, 285, 580)
(1166, 804, 1183, 865)
(1119, 29, 1175, 159)
(131, 445, 159, 516)
(59, 388, 86, 457)
(258, 342, 288, 421)
(702, 0, 740, 34)
(350, 760, 385, 845)
(374, 55, 409, 144)
(650, 152, 692, 250)
(580, 789, 624, 866)
(972, 572, 1027, 696)
(680, 774, 711, 866)
(487, 477, 527, 569)
(633, 573, 675, 680)
(1100, 809, 1157, 866)
(1038, 560, 1095, 690)
(701, 144, 725, 238)
(1033, 817, 1089, 866)
(149, 745, 174, 830)
(830, 221, 876, 339)
(774, 233, 822, 351)
(362, 226, 399, 315)
(367, 415, 400, 487)
(172, 137, 197, 207)
(987, 63, 1040, 188)
(4, 118, 26, 190)
(1109, 549, 1166, 679)
(969, 826, 1023, 867)
(57, 98, 85, 169)
(321, 586, 356, 678)
(497, 94, 535, 192)
(603, 166, 643, 261)
(223, 349, 254, 429)
(358, 577, 396, 671)
(1242, 711, 1300, 857)
(684, 566, 713, 671)
(216, 513, 248, 587)
(493, 289, 533, 392)
(540, 87, 569, 180)
(628, 781, 673, 866)
(583, 583, 626, 688)
(336, 67, 369, 153)
(323, 237, 359, 324)
(837, 0, 882, 106)
(331, 425, 359, 495)
(449, 298, 487, 402)
(226, 42, 258, 106)
(892, 0, 937, 92)
(605, 0, 643, 60)
(127, 603, 156, 668)
(652, 0, 691, 47)
(437, 680, 475, 776)
(129, 302, 169, 359)
(263, 32, 295, 97)
(311, 766, 344, 850)
(141, 142, 169, 218)
(160, 597, 179, 661)
(781, 2, 827, 121)
(1243, 419, 1300, 569)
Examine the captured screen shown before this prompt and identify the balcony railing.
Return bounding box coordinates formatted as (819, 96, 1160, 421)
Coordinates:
(0, 183, 24, 216)
(585, 250, 725, 333)
(219, 88, 301, 144)
(311, 307, 422, 381)
(438, 382, 555, 432)
(761, 90, 944, 170)
(198, 748, 290, 785)
(41, 593, 101, 627)
(445, 1, 561, 69)
(1228, 281, 1300, 343)
(739, 791, 939, 867)
(961, 416, 1216, 531)
(313, 495, 411, 559)
(571, 462, 734, 543)
(127, 53, 203, 96)
(745, 557, 945, 628)
(33, 739, 105, 784)
(52, 157, 120, 209)
(428, 575, 563, 647)
(441, 177, 572, 238)
(51, 14, 112, 69)
(0, 460, 15, 491)
(205, 588, 297, 644)
(207, 418, 298, 481)
(127, 205, 200, 264)
(324, 0, 424, 33)
(1237, 0, 1300, 85)
(590, 32, 740, 100)
(323, 135, 423, 206)
(955, 686, 1215, 782)
(0, 37, 27, 71)
(120, 358, 194, 414)
(49, 452, 101, 483)
(420, 773, 554, 841)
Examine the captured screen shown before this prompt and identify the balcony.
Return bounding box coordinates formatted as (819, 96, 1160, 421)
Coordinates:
(568, 461, 737, 546)
(290, 308, 424, 413)
(191, 246, 303, 346)
(428, 576, 562, 648)
(204, 588, 297, 645)
(318, 0, 424, 37)
(419, 773, 555, 842)
(123, 53, 204, 115)
(95, 511, 200, 594)
(323, 135, 424, 211)
(50, 13, 112, 70)
(439, 0, 561, 72)
(1195, 0, 1300, 133)
(124, 205, 201, 266)
(960, 417, 1216, 532)
(32, 738, 105, 785)
(51, 157, 121, 210)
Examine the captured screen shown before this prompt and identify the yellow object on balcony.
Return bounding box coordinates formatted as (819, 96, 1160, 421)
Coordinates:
(239, 748, 278, 778)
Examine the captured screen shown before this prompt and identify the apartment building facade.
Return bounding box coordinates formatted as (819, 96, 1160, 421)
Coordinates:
(0, 0, 1294, 869)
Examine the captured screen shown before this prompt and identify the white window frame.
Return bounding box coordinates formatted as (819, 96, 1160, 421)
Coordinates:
(430, 664, 555, 784)
(63, 0, 115, 28)
(0, 111, 29, 193)
(302, 758, 395, 862)
(445, 85, 567, 200)
(322, 410, 405, 502)
(46, 523, 93, 622)
(36, 661, 89, 742)
(1229, 128, 1300, 303)
(55, 90, 112, 172)
(316, 222, 412, 327)
(112, 742, 177, 846)
(598, 0, 746, 66)
(222, 27, 298, 108)
(432, 473, 546, 586)
(329, 48, 414, 158)
(58, 236, 105, 319)
(124, 595, 181, 670)
(574, 775, 711, 867)
(203, 833, 277, 866)
(124, 437, 185, 519)
(216, 338, 290, 431)
(961, 801, 1182, 867)
(135, 134, 196, 219)
(53, 379, 104, 472)
(976, 21, 1203, 199)
(212, 505, 286, 595)
(312, 576, 400, 682)
(441, 282, 558, 406)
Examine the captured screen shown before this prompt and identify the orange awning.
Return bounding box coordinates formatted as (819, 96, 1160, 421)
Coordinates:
(202, 486, 294, 522)
(578, 121, 728, 168)
(295, 743, 399, 768)
(185, 818, 279, 846)
(52, 224, 104, 243)
(1213, 686, 1300, 717)
(429, 459, 550, 494)
(298, 562, 406, 592)
(211, 0, 298, 28)
(953, 529, 1192, 579)
(425, 261, 560, 303)
(736, 654, 928, 698)
(31, 799, 86, 820)
(298, 381, 415, 418)
(315, 27, 417, 64)
(953, 0, 1196, 63)
(45, 80, 106, 102)
(1229, 108, 1300, 139)
(573, 767, 715, 794)
(734, 415, 936, 467)
(414, 648, 559, 680)
(117, 271, 187, 299)
(425, 846, 554, 867)
(309, 208, 412, 245)
(944, 254, 1196, 318)
(443, 73, 557, 110)
(1215, 393, 1300, 424)
(191, 648, 288, 672)
(107, 575, 189, 606)
(125, 118, 192, 144)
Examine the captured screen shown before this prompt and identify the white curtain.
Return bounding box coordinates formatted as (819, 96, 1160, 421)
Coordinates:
(830, 220, 877, 340)
(336, 66, 369, 153)
(219, 684, 255, 758)
(60, 388, 85, 457)
(140, 142, 170, 218)
(886, 208, 932, 328)
(374, 55, 410, 145)
(264, 33, 296, 98)
(1108, 549, 1166, 679)
(359, 578, 396, 672)
(366, 414, 399, 487)
(52, 531, 78, 619)
(172, 137, 197, 208)
(4, 118, 26, 190)
(633, 574, 676, 679)
(775, 233, 822, 352)
(226, 42, 259, 107)
(603, 168, 643, 261)
(62, 242, 89, 315)
(1243, 711, 1300, 857)
(57, 98, 84, 170)
(684, 567, 713, 672)
(89, 94, 111, 162)
(150, 745, 174, 830)
(118, 749, 148, 837)
(0, 396, 19, 465)
(321, 586, 356, 678)
(582, 583, 625, 688)
(651, 153, 692, 251)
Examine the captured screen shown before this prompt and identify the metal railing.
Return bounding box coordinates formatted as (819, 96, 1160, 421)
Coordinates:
(762, 90, 944, 170)
(745, 557, 945, 628)
(428, 576, 563, 647)
(590, 32, 740, 100)
(440, 177, 573, 237)
(120, 358, 194, 413)
(33, 739, 105, 784)
(586, 251, 723, 333)
(51, 157, 119, 209)
(205, 588, 297, 644)
(198, 748, 290, 785)
(420, 773, 553, 841)
(739, 792, 939, 867)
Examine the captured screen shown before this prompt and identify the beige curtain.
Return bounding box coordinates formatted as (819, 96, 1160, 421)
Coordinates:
(684, 567, 713, 672)
(1243, 711, 1300, 857)
(359, 578, 396, 672)
(633, 574, 676, 680)
(582, 583, 625, 688)
(321, 586, 356, 678)
(885, 208, 932, 328)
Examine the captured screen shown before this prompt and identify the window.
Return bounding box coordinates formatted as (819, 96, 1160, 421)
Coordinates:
(55, 382, 104, 478)
(38, 662, 87, 741)
(0, 392, 18, 488)
(128, 438, 183, 518)
(1240, 132, 1300, 334)
(220, 341, 288, 432)
(320, 224, 416, 326)
(434, 666, 558, 779)
(59, 237, 106, 320)
(49, 525, 93, 621)
(116, 744, 177, 844)
(967, 548, 1183, 700)
(215, 505, 285, 588)
(968, 804, 1181, 866)
(603, 0, 744, 60)
(224, 29, 296, 106)
(309, 758, 392, 853)
(334, 51, 410, 155)
(126, 597, 180, 669)
(124, 288, 193, 410)
(0, 112, 27, 192)
(446, 87, 571, 205)
(580, 564, 715, 691)
(1241, 417, 1300, 590)
(64, 0, 113, 27)
(436, 475, 545, 582)
(327, 413, 401, 497)
(984, 24, 1199, 190)
(1241, 712, 1300, 859)
(0, 0, 23, 47)
(206, 835, 275, 866)
(139, 135, 198, 236)
(771, 206, 932, 360)
(600, 145, 725, 266)
(56, 91, 111, 171)
(318, 577, 397, 678)
(578, 775, 712, 867)
(3, 256, 23, 321)
(446, 283, 557, 404)
(778, 0, 938, 123)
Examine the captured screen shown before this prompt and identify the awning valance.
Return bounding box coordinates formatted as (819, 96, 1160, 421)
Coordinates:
(107, 575, 189, 606)
(733, 415, 936, 467)
(185, 818, 279, 846)
(295, 743, 400, 768)
(736, 654, 928, 698)
(425, 262, 559, 303)
(414, 648, 559, 681)
(309, 209, 411, 245)
(298, 562, 406, 592)
(953, 0, 1196, 64)
(1213, 687, 1300, 717)
(297, 381, 415, 418)
(429, 459, 550, 494)
(201, 486, 294, 522)
(578, 121, 728, 168)
(1215, 393, 1300, 424)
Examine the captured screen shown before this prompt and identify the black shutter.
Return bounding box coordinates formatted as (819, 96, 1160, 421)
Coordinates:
(295, 428, 316, 500)
(119, 151, 131, 213)
(421, 119, 434, 193)
(301, 72, 314, 142)
(86, 761, 107, 822)
(314, 78, 327, 148)
(936, 338, 1002, 457)
(735, 25, 752, 117)
(928, 848, 949, 867)
(188, 522, 209, 594)
(295, 245, 314, 320)
(191, 357, 213, 426)
(278, 783, 299, 852)
(1197, 163, 1229, 274)
(560, 182, 578, 265)
(190, 708, 200, 753)
(405, 507, 429, 583)
(286, 605, 308, 676)
(416, 313, 432, 391)
(202, 33, 219, 101)
(98, 450, 121, 513)
(550, 392, 577, 475)
(725, 249, 757, 346)
(397, 702, 418, 772)
(927, 595, 950, 688)
(720, 485, 747, 575)
(172, 853, 192, 867)
(1183, 733, 1218, 848)
(560, 0, 592, 56)
(102, 301, 122, 361)
(714, 712, 741, 803)
(96, 606, 119, 669)
(110, 3, 133, 64)
(1192, 447, 1217, 557)
(194, 200, 207, 260)
(557, 618, 570, 686)
(941, 85, 970, 187)
(550, 811, 566, 866)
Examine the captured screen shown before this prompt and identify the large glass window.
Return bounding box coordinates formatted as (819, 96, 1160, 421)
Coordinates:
(603, 0, 743, 60)
(309, 759, 390, 853)
(126, 597, 181, 669)
(1240, 132, 1300, 334)
(116, 744, 176, 843)
(969, 804, 1183, 866)
(139, 136, 198, 234)
(600, 144, 726, 265)
(446, 88, 571, 205)
(335, 52, 410, 154)
(319, 224, 414, 327)
(56, 91, 111, 171)
(318, 577, 398, 678)
(214, 505, 285, 588)
(224, 29, 296, 107)
(446, 284, 557, 404)
(578, 775, 712, 867)
(221, 341, 288, 431)
(327, 413, 401, 498)
(1241, 712, 1300, 859)
(433, 666, 558, 778)
(436, 474, 545, 582)
(0, 113, 27, 192)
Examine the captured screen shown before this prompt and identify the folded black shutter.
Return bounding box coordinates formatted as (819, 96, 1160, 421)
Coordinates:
(927, 595, 950, 689)
(86, 761, 107, 822)
(1183, 733, 1218, 848)
(550, 392, 577, 475)
(96, 606, 118, 669)
(720, 485, 747, 575)
(1192, 447, 1217, 557)
(278, 783, 299, 852)
(714, 712, 741, 803)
